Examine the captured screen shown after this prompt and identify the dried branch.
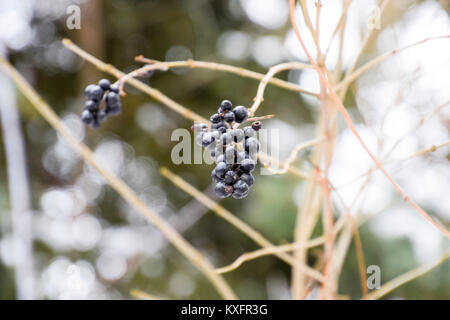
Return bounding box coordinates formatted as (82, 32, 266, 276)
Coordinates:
(216, 237, 325, 275)
(248, 62, 315, 117)
(134, 56, 318, 97)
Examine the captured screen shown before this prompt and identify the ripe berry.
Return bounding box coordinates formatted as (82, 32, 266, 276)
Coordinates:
(89, 85, 104, 101)
(98, 78, 111, 90)
(233, 180, 249, 195)
(107, 103, 122, 115)
(211, 121, 226, 130)
(202, 133, 215, 148)
(232, 105, 248, 123)
(84, 100, 97, 112)
(220, 99, 232, 112)
(84, 84, 96, 99)
(224, 171, 239, 185)
(252, 121, 262, 131)
(217, 126, 227, 135)
(225, 146, 237, 164)
(106, 92, 120, 105)
(246, 150, 258, 161)
(81, 110, 93, 124)
(221, 132, 233, 145)
(241, 159, 255, 173)
(197, 99, 261, 199)
(215, 181, 233, 198)
(195, 132, 204, 146)
(230, 128, 244, 143)
(215, 162, 229, 179)
(236, 151, 246, 164)
(223, 112, 235, 123)
(109, 83, 120, 93)
(210, 113, 222, 123)
(243, 126, 255, 139)
(240, 173, 254, 187)
(192, 123, 208, 132)
(212, 169, 222, 183)
(245, 137, 260, 153)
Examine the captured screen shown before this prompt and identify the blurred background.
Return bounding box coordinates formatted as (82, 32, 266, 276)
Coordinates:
(0, 0, 449, 299)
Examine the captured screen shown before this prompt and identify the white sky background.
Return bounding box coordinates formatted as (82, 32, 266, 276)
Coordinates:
(0, 0, 448, 299)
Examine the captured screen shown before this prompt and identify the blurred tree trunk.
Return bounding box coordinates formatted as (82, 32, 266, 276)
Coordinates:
(0, 67, 34, 300)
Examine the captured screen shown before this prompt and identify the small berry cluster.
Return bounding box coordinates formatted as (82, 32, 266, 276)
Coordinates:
(81, 79, 122, 128)
(194, 100, 261, 199)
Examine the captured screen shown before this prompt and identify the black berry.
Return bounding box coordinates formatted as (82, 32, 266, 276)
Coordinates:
(243, 126, 255, 138)
(241, 159, 255, 173)
(210, 113, 222, 123)
(224, 112, 235, 123)
(220, 100, 232, 112)
(196, 99, 261, 199)
(98, 78, 111, 90)
(240, 173, 254, 187)
(233, 180, 249, 195)
(245, 137, 260, 153)
(224, 171, 239, 185)
(252, 121, 262, 131)
(215, 181, 233, 198)
(230, 128, 244, 143)
(81, 110, 93, 124)
(232, 105, 248, 123)
(109, 84, 120, 93)
(215, 162, 229, 179)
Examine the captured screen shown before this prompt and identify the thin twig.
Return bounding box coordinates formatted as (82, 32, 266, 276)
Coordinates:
(324, 0, 353, 62)
(134, 56, 319, 97)
(216, 237, 325, 275)
(245, 114, 276, 123)
(0, 57, 237, 300)
(248, 62, 314, 117)
(130, 289, 169, 300)
(259, 137, 324, 175)
(299, 0, 321, 59)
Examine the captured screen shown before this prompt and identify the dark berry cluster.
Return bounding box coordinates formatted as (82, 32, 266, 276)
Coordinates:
(194, 100, 261, 199)
(81, 79, 122, 128)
